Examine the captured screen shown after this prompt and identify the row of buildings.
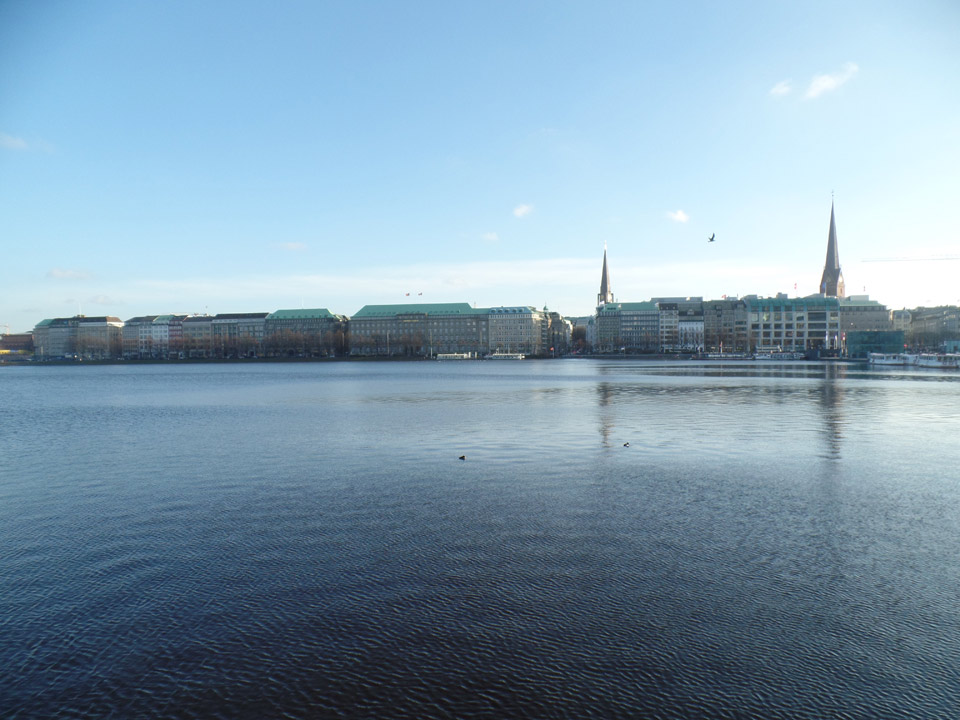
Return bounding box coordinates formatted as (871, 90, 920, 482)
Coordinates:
(27, 305, 573, 360)
(585, 202, 954, 355)
(588, 292, 894, 354)
(12, 294, 957, 361)
(5, 202, 957, 361)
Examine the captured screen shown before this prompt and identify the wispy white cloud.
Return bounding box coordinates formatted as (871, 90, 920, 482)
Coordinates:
(481, 232, 499, 243)
(0, 133, 53, 152)
(0, 132, 28, 151)
(276, 242, 308, 251)
(513, 204, 533, 218)
(769, 80, 792, 97)
(47, 268, 91, 280)
(667, 210, 689, 223)
(89, 295, 116, 306)
(806, 62, 859, 99)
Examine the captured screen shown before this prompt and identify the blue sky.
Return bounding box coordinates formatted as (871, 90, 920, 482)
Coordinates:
(2, 0, 959, 332)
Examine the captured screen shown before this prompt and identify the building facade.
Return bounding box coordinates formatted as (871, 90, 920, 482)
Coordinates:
(744, 295, 841, 352)
(33, 316, 123, 359)
(702, 299, 749, 353)
(906, 306, 960, 349)
(122, 316, 158, 358)
(182, 315, 214, 358)
(349, 303, 489, 356)
(838, 296, 891, 339)
(487, 306, 546, 355)
(211, 313, 269, 358)
(264, 309, 346, 356)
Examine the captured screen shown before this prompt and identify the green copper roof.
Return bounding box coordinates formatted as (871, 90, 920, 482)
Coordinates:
(745, 296, 839, 309)
(619, 302, 658, 311)
(267, 308, 339, 320)
(352, 303, 485, 318)
(34, 319, 54, 327)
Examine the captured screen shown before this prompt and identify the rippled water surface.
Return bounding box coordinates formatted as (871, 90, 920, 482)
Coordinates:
(3, 359, 960, 718)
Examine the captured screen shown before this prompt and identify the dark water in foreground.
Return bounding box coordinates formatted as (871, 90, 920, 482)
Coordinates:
(2, 359, 960, 719)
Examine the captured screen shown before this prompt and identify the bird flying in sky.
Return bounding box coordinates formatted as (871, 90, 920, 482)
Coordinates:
(708, 234, 716, 242)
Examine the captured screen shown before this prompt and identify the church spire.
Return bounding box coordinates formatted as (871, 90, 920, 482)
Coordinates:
(819, 201, 845, 298)
(598, 243, 614, 306)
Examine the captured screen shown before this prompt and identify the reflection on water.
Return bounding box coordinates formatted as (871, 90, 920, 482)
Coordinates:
(2, 359, 960, 719)
(819, 363, 846, 460)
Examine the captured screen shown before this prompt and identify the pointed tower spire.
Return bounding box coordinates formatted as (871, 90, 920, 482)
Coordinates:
(598, 242, 614, 306)
(819, 201, 845, 298)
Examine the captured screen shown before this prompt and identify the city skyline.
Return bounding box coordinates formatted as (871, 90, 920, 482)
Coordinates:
(3, 1, 960, 333)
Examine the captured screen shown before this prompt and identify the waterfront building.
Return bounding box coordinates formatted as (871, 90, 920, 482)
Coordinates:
(75, 316, 124, 359)
(703, 298, 749, 353)
(34, 317, 80, 358)
(838, 296, 891, 339)
(819, 202, 845, 298)
(211, 312, 269, 358)
(349, 303, 488, 356)
(33, 316, 123, 359)
(0, 333, 33, 354)
(122, 316, 158, 358)
(592, 246, 663, 353)
(152, 315, 187, 358)
(182, 315, 214, 358)
(657, 302, 679, 350)
(620, 302, 660, 352)
(264, 308, 346, 356)
(907, 306, 960, 349)
(845, 330, 906, 358)
(31, 319, 57, 358)
(596, 302, 661, 353)
(594, 302, 657, 352)
(678, 305, 704, 352)
(744, 295, 841, 352)
(890, 309, 912, 332)
(540, 308, 573, 356)
(487, 306, 546, 355)
(595, 303, 623, 353)
(654, 298, 703, 352)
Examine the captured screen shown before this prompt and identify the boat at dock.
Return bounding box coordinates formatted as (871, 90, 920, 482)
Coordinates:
(916, 354, 960, 369)
(868, 352, 915, 366)
(868, 352, 958, 369)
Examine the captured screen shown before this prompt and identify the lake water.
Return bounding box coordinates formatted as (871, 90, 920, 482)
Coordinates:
(2, 359, 960, 719)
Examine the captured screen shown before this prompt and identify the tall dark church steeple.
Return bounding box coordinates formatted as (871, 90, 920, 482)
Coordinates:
(819, 202, 845, 298)
(598, 243, 614, 306)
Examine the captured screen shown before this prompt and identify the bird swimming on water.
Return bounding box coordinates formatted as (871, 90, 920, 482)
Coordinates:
(458, 455, 466, 461)
(623, 442, 630, 447)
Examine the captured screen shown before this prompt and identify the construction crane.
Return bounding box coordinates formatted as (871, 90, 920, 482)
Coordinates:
(861, 256, 960, 263)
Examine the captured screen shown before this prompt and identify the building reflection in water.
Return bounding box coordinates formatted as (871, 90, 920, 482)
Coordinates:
(596, 381, 616, 448)
(819, 363, 846, 460)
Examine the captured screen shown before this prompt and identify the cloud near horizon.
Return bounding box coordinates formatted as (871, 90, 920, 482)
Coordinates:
(47, 268, 90, 280)
(806, 62, 859, 99)
(513, 204, 533, 218)
(481, 232, 499, 243)
(667, 210, 689, 223)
